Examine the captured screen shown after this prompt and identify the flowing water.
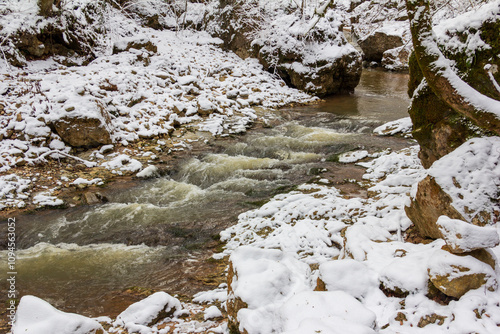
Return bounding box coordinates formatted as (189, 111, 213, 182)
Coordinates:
(0, 69, 412, 316)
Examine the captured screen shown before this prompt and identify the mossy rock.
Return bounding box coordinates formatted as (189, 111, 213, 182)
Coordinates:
(408, 13, 500, 168)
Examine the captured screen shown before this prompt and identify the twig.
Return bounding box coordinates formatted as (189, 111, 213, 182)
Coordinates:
(31, 150, 97, 167)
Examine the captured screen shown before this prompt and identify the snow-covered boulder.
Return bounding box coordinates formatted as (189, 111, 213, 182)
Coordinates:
(428, 249, 498, 298)
(112, 36, 157, 54)
(12, 295, 104, 334)
(211, 0, 362, 97)
(406, 137, 500, 239)
(1, 0, 108, 67)
(114, 291, 182, 328)
(226, 246, 311, 334)
(358, 30, 404, 63)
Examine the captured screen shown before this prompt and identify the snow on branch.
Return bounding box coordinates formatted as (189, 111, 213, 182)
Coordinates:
(406, 0, 500, 136)
(301, 0, 334, 38)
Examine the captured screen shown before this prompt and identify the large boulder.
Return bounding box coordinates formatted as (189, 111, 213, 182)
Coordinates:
(209, 0, 260, 59)
(406, 137, 500, 239)
(436, 216, 500, 254)
(211, 1, 362, 97)
(4, 0, 108, 67)
(407, 3, 500, 168)
(358, 30, 403, 63)
(253, 29, 362, 97)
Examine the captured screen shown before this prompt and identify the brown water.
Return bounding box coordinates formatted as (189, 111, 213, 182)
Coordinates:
(0, 69, 413, 316)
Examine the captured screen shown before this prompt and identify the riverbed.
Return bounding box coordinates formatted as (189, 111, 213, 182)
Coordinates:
(0, 69, 413, 317)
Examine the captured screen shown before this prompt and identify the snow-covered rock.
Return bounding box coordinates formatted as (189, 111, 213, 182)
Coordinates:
(437, 216, 500, 253)
(407, 137, 500, 238)
(227, 246, 312, 333)
(114, 291, 182, 328)
(12, 295, 104, 334)
(428, 249, 498, 298)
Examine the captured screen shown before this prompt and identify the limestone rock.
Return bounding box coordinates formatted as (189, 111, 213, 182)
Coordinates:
(51, 108, 113, 148)
(197, 97, 217, 116)
(441, 245, 497, 270)
(428, 249, 497, 298)
(226, 262, 249, 334)
(115, 292, 182, 327)
(38, 0, 61, 17)
(358, 31, 403, 63)
(276, 52, 363, 97)
(437, 216, 500, 253)
(212, 0, 362, 97)
(405, 176, 464, 239)
(211, 0, 261, 59)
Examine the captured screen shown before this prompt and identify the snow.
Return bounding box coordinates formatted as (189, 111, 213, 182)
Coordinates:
(280, 291, 376, 333)
(319, 260, 379, 299)
(71, 178, 104, 186)
(12, 295, 104, 334)
(32, 191, 64, 207)
(204, 306, 222, 320)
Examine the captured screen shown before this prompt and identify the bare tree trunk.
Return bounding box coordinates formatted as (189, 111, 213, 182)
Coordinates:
(406, 0, 500, 136)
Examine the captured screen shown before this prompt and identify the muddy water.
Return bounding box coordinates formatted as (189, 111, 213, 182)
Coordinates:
(0, 69, 413, 316)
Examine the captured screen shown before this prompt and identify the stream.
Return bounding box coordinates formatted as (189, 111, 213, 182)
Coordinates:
(0, 69, 413, 317)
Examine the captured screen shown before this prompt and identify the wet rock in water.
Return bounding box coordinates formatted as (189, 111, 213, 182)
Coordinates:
(12, 295, 104, 334)
(51, 108, 113, 148)
(358, 31, 403, 63)
(277, 51, 363, 97)
(428, 249, 497, 299)
(114, 292, 183, 328)
(83, 192, 108, 205)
